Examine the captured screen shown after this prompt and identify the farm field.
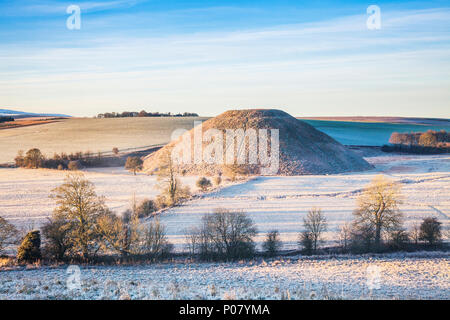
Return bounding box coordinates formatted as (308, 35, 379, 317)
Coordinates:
(159, 154, 450, 250)
(1, 252, 448, 300)
(0, 117, 207, 164)
(1, 153, 449, 251)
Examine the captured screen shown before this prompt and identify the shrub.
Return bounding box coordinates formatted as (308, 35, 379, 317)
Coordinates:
(262, 230, 282, 257)
(17, 230, 41, 264)
(155, 195, 168, 210)
(0, 216, 18, 254)
(136, 199, 157, 218)
(298, 231, 313, 255)
(68, 160, 82, 171)
(196, 177, 212, 191)
(419, 217, 442, 246)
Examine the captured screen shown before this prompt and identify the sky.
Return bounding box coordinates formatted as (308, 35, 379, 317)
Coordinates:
(0, 0, 449, 117)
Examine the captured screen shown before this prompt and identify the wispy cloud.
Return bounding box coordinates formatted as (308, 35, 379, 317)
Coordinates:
(0, 0, 144, 16)
(0, 3, 449, 117)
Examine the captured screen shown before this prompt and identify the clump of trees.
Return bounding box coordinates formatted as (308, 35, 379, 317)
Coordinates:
(186, 208, 257, 261)
(334, 175, 446, 253)
(196, 177, 212, 191)
(156, 151, 190, 207)
(48, 173, 109, 260)
(17, 230, 41, 264)
(40, 173, 172, 262)
(14, 148, 44, 168)
(96, 110, 199, 118)
(419, 217, 442, 246)
(14, 148, 124, 170)
(351, 175, 403, 252)
(384, 130, 449, 154)
(222, 164, 250, 182)
(135, 199, 157, 218)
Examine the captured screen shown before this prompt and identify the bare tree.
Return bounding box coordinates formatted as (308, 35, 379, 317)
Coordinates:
(96, 209, 140, 257)
(142, 218, 172, 259)
(409, 223, 421, 245)
(50, 173, 108, 260)
(302, 208, 327, 252)
(338, 222, 352, 251)
(189, 208, 257, 260)
(353, 175, 403, 249)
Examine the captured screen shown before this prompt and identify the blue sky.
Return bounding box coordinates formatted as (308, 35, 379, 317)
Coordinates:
(0, 0, 449, 117)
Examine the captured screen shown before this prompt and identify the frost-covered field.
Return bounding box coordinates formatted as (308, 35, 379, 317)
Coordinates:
(1, 252, 448, 300)
(160, 154, 450, 250)
(0, 154, 449, 250)
(0, 167, 201, 228)
(0, 153, 449, 300)
(0, 117, 207, 164)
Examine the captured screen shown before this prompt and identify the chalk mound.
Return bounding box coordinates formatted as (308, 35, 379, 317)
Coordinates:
(143, 109, 372, 175)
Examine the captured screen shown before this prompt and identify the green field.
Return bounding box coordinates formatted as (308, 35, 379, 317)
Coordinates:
(0, 117, 208, 164)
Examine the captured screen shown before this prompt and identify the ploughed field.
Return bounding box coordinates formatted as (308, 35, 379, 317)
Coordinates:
(0, 154, 448, 251)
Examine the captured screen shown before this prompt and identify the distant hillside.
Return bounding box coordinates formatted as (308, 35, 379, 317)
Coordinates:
(0, 108, 71, 119)
(298, 116, 450, 126)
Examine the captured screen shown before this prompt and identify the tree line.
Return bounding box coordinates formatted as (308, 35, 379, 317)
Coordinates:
(383, 130, 449, 154)
(0, 173, 446, 265)
(96, 110, 199, 118)
(14, 148, 125, 170)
